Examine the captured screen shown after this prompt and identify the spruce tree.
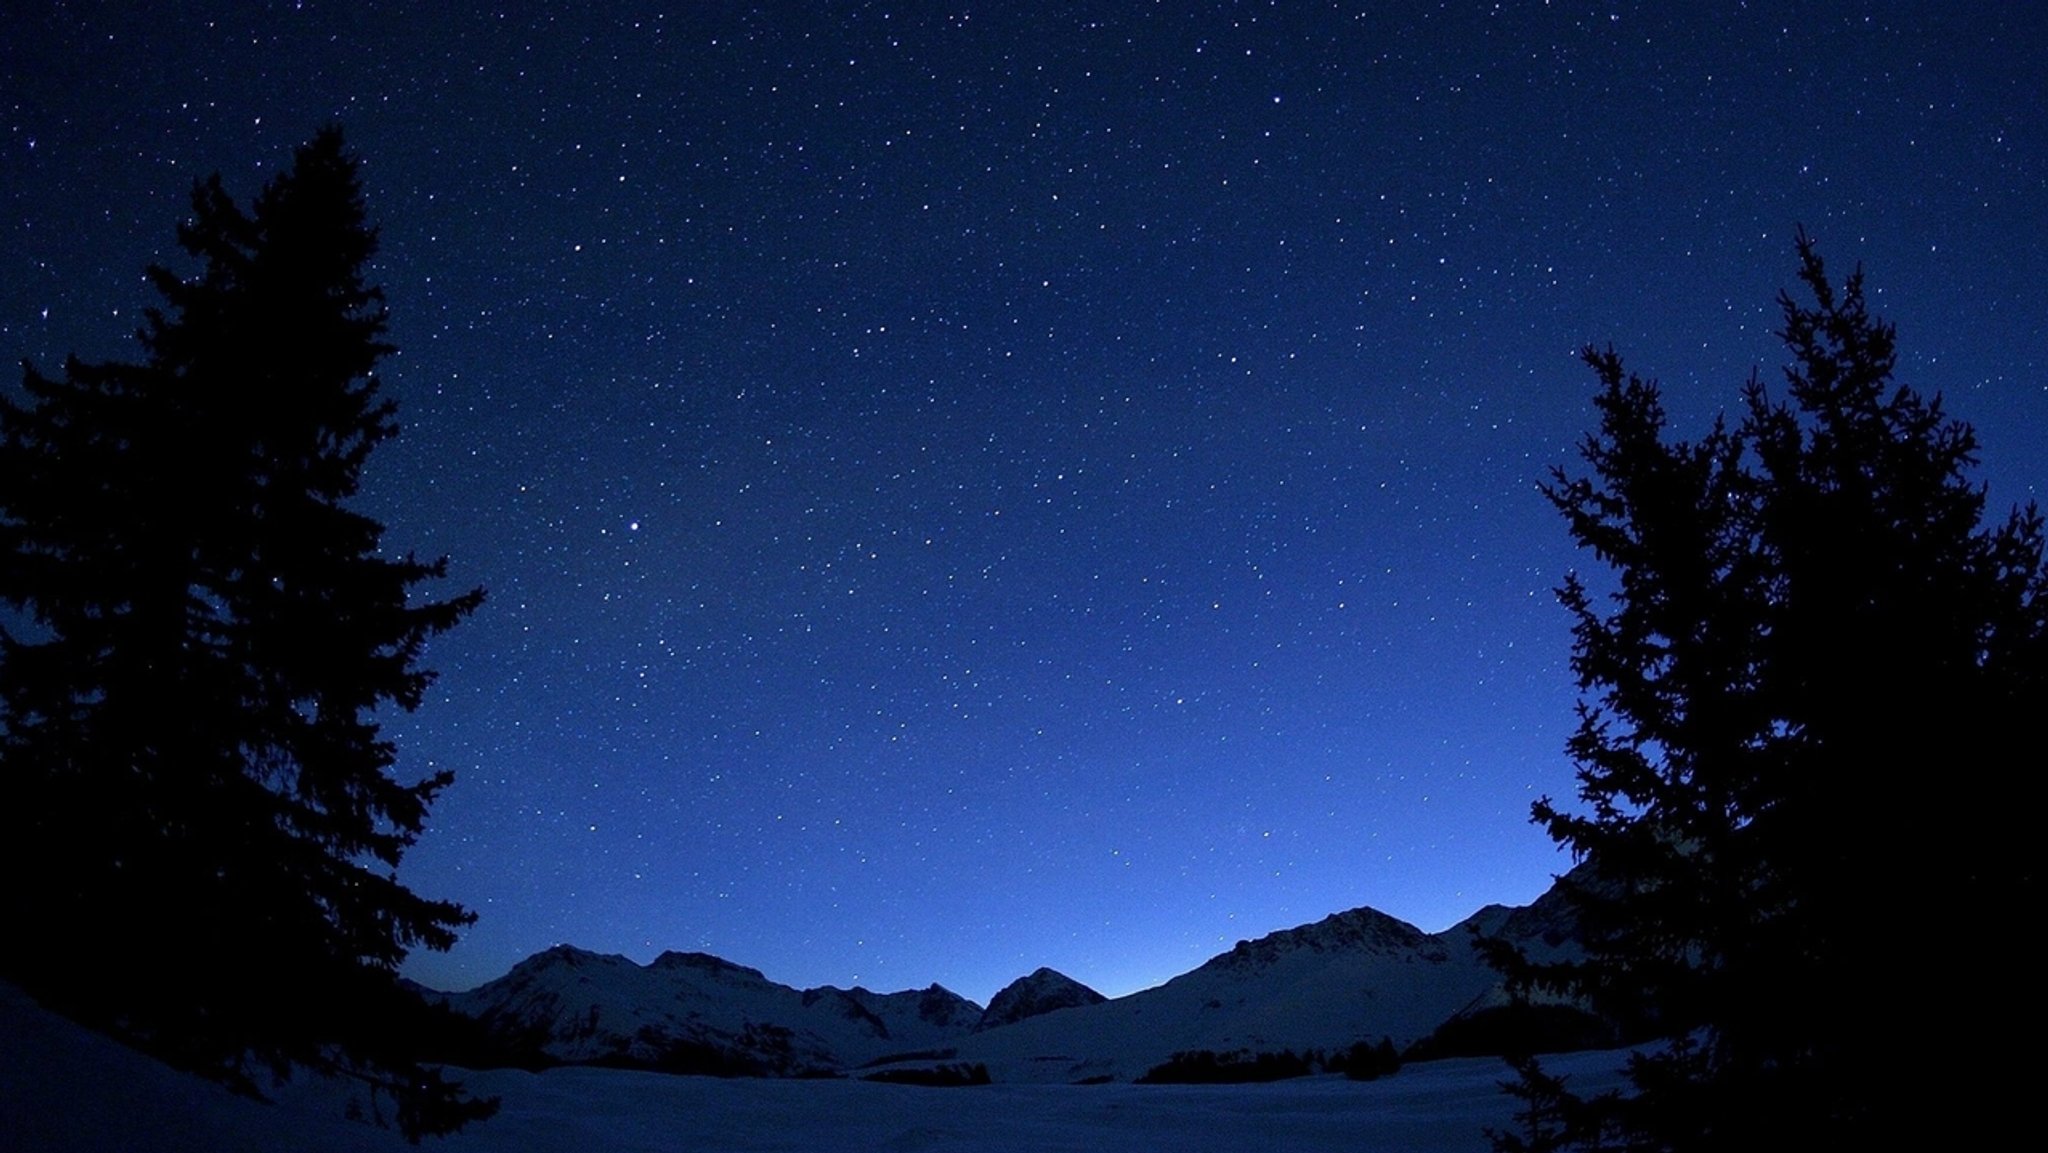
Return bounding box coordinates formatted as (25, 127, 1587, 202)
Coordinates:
(0, 127, 491, 1136)
(1489, 235, 2047, 1149)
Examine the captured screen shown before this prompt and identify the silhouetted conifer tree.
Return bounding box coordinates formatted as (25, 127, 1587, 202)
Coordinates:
(1486, 1054, 1623, 1153)
(0, 127, 490, 1137)
(1487, 234, 2046, 1149)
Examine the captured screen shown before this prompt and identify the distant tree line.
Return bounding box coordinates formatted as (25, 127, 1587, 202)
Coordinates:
(1135, 1038, 1400, 1084)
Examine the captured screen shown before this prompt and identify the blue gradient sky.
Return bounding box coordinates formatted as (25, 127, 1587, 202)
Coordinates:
(5, 2, 2044, 1003)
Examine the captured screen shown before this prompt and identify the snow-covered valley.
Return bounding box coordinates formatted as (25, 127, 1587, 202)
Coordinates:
(2, 978, 1633, 1152)
(3, 875, 1624, 1150)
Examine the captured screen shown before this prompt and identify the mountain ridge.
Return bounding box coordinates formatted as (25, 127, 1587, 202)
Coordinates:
(439, 874, 1585, 1083)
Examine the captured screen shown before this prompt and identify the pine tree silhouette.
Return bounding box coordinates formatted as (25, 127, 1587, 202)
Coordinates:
(1486, 234, 2048, 1148)
(0, 127, 492, 1137)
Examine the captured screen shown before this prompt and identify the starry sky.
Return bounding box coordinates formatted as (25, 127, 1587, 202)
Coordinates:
(5, 2, 2044, 1003)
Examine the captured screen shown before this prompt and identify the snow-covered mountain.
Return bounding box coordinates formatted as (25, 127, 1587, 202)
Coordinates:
(444, 878, 1581, 1083)
(976, 968, 1107, 1032)
(443, 947, 980, 1074)
(949, 884, 1581, 1082)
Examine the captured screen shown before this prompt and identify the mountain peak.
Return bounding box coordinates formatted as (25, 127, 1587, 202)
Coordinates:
(508, 944, 623, 975)
(1203, 904, 1435, 975)
(648, 951, 769, 983)
(915, 984, 981, 1028)
(976, 967, 1107, 1032)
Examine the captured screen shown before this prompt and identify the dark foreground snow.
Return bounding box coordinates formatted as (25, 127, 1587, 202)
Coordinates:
(2, 982, 1632, 1152)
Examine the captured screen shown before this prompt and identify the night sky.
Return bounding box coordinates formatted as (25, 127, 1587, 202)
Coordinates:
(5, 3, 2044, 1003)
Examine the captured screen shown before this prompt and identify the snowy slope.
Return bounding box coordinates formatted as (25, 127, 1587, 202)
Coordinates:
(0, 981, 412, 1153)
